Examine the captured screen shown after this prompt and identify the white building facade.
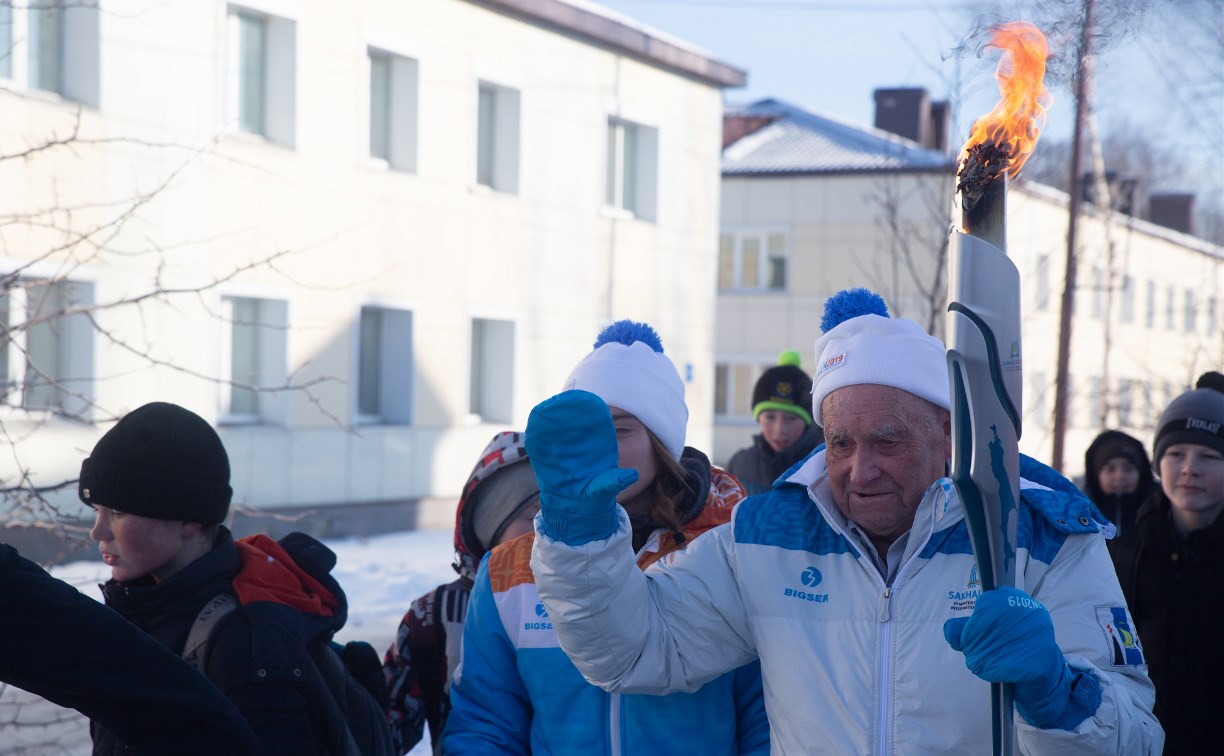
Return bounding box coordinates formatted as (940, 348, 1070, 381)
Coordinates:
(0, 0, 743, 549)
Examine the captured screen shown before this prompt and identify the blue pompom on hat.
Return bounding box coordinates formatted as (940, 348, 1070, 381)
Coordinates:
(564, 320, 688, 460)
(810, 289, 950, 428)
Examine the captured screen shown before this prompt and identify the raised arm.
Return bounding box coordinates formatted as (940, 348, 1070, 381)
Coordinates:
(526, 391, 757, 694)
(0, 544, 265, 756)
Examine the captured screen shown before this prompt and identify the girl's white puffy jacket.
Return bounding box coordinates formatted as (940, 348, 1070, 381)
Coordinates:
(531, 452, 1164, 754)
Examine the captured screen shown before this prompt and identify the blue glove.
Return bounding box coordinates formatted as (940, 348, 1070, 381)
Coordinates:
(944, 587, 1101, 731)
(525, 390, 639, 546)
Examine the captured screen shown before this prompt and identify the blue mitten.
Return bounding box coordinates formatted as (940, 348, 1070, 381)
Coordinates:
(525, 390, 639, 546)
(944, 587, 1101, 731)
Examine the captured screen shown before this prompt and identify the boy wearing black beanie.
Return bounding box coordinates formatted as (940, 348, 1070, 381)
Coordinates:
(727, 351, 825, 496)
(81, 401, 387, 755)
(1109, 384, 1224, 754)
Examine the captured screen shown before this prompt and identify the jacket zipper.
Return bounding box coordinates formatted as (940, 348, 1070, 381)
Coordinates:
(871, 497, 940, 756)
(876, 583, 893, 756)
(609, 691, 622, 756)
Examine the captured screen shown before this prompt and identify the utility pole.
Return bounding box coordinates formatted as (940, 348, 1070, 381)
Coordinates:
(1051, 0, 1096, 472)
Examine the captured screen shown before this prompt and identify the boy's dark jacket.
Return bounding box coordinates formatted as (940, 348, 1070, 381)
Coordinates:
(0, 543, 263, 755)
(93, 529, 383, 756)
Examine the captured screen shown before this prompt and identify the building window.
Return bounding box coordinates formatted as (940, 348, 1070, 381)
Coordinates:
(1119, 275, 1134, 323)
(1087, 375, 1103, 428)
(1207, 297, 1218, 336)
(220, 296, 287, 423)
(367, 48, 419, 171)
(605, 118, 659, 221)
(475, 81, 520, 193)
(0, 4, 11, 79)
(1, 278, 94, 415)
(19, 1, 99, 105)
(714, 361, 772, 419)
(1166, 285, 1175, 330)
(227, 6, 295, 146)
(356, 306, 413, 424)
(1145, 279, 1156, 328)
(1117, 379, 1132, 427)
(469, 318, 515, 423)
(1034, 255, 1049, 310)
(718, 230, 790, 292)
(1184, 289, 1197, 334)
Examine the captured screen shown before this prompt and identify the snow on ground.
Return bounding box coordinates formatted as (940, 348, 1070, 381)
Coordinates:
(0, 528, 457, 756)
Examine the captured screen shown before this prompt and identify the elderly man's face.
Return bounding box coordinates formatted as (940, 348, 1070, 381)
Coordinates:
(821, 384, 951, 549)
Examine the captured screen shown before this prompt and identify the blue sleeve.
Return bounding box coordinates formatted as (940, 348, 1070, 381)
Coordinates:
(732, 660, 770, 754)
(441, 555, 533, 755)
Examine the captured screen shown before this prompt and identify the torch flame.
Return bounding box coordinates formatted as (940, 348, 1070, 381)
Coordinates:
(959, 21, 1053, 179)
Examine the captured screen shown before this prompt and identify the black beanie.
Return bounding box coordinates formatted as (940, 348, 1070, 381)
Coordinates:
(79, 402, 233, 524)
(1088, 431, 1148, 476)
(1152, 388, 1224, 468)
(752, 351, 813, 425)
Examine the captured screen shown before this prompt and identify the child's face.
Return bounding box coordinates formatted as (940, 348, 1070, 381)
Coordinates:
(758, 410, 808, 453)
(1160, 444, 1224, 517)
(609, 407, 660, 513)
(1097, 458, 1140, 495)
(89, 505, 196, 583)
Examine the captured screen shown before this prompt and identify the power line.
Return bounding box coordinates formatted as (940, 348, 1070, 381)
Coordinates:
(601, 0, 979, 11)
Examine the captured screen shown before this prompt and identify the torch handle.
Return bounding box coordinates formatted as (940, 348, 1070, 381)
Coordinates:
(947, 231, 1023, 756)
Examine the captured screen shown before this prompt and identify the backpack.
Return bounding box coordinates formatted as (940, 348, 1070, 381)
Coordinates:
(183, 534, 394, 756)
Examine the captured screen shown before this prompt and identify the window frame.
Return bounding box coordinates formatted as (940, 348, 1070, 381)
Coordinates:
(353, 303, 414, 426)
(225, 3, 296, 147)
(474, 80, 521, 194)
(365, 45, 419, 172)
(718, 227, 791, 293)
(0, 275, 95, 419)
(468, 316, 516, 424)
(218, 294, 288, 426)
(605, 116, 659, 221)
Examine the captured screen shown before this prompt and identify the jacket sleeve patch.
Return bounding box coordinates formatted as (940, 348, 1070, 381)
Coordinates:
(1096, 605, 1145, 666)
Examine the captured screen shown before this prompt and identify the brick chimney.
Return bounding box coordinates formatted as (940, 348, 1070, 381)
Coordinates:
(1148, 193, 1195, 235)
(723, 114, 777, 149)
(873, 87, 949, 152)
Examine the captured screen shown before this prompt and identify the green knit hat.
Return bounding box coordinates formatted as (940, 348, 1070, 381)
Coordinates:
(751, 351, 814, 425)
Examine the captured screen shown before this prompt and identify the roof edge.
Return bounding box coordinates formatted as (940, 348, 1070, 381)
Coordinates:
(465, 0, 747, 88)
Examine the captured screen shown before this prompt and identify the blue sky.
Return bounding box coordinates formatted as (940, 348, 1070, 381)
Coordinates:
(594, 0, 1223, 188)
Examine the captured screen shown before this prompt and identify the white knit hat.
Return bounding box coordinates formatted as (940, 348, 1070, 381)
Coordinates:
(811, 289, 950, 428)
(564, 320, 688, 460)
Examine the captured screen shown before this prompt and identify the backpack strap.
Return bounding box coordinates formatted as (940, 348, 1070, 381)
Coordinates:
(183, 592, 239, 673)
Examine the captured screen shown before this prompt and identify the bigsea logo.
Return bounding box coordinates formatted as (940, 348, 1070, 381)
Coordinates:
(785, 566, 829, 603)
(524, 602, 552, 631)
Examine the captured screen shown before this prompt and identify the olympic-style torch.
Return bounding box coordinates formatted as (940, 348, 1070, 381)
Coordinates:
(946, 21, 1051, 756)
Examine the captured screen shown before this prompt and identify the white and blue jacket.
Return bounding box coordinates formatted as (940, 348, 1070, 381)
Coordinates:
(444, 467, 770, 755)
(531, 452, 1163, 754)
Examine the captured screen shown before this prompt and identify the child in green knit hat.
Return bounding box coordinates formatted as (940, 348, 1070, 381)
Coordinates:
(726, 351, 824, 496)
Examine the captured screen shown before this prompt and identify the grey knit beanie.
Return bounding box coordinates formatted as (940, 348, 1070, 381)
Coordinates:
(1152, 388, 1224, 468)
(470, 461, 540, 551)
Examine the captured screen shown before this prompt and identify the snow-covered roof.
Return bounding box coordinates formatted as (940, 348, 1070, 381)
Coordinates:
(474, 0, 746, 88)
(723, 98, 954, 176)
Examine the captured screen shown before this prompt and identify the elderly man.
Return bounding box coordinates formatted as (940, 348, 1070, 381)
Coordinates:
(525, 290, 1162, 754)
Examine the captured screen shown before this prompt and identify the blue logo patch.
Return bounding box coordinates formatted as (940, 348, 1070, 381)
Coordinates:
(535, 602, 548, 618)
(1096, 606, 1145, 666)
(785, 566, 829, 603)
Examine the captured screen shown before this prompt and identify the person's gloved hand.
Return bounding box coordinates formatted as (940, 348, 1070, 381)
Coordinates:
(525, 390, 639, 546)
(944, 587, 1101, 731)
